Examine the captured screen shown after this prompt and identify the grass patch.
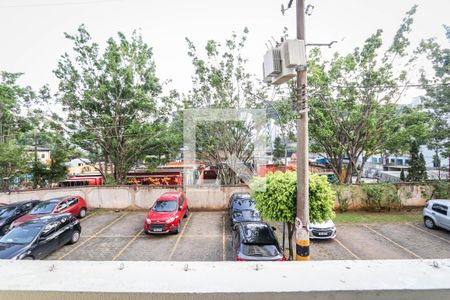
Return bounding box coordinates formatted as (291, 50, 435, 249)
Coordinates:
(334, 211, 422, 224)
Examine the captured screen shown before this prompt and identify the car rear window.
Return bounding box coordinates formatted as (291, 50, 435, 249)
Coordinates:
(242, 223, 277, 245)
(241, 244, 280, 257)
(30, 202, 58, 215)
(232, 199, 256, 211)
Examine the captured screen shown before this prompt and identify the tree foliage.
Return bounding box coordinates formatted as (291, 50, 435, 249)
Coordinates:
(54, 25, 179, 184)
(184, 29, 268, 184)
(249, 171, 335, 259)
(307, 6, 429, 183)
(419, 25, 450, 164)
(406, 140, 428, 182)
(272, 136, 285, 164)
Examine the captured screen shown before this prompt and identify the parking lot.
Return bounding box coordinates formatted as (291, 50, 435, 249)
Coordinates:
(46, 210, 450, 261)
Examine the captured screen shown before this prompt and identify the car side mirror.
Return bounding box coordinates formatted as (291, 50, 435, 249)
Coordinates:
(271, 226, 277, 231)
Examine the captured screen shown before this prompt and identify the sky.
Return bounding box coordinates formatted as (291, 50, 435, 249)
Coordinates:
(0, 0, 449, 102)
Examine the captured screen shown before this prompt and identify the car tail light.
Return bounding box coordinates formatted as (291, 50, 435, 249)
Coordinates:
(235, 255, 247, 261)
(278, 257, 287, 261)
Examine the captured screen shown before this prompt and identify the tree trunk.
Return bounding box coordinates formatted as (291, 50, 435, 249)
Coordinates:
(356, 157, 368, 184)
(345, 161, 353, 184)
(287, 222, 294, 260)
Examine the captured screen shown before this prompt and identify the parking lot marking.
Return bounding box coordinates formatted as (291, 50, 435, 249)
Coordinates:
(222, 215, 226, 261)
(408, 223, 450, 244)
(168, 213, 193, 260)
(58, 212, 129, 260)
(362, 224, 423, 259)
(112, 229, 144, 261)
(334, 238, 361, 260)
(80, 212, 97, 223)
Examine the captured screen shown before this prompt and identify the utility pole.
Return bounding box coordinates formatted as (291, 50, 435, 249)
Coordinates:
(295, 0, 310, 261)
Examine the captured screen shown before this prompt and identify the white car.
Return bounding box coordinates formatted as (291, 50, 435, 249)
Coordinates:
(309, 219, 336, 239)
(423, 199, 450, 231)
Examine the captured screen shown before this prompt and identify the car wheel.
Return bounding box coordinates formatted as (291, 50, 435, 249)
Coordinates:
(424, 217, 436, 229)
(78, 208, 87, 218)
(173, 221, 181, 234)
(184, 208, 189, 218)
(69, 230, 81, 244)
(22, 256, 34, 260)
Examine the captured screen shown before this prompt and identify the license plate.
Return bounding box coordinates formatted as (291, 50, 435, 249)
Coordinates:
(318, 232, 328, 236)
(153, 228, 163, 232)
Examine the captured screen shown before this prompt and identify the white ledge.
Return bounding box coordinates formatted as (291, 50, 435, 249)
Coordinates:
(0, 260, 449, 299)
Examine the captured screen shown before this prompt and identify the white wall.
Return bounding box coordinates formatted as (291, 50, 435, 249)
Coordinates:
(0, 186, 251, 210)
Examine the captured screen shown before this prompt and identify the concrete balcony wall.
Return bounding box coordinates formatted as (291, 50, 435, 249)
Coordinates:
(0, 260, 449, 300)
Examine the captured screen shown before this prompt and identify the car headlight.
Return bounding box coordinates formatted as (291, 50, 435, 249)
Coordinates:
(166, 217, 176, 223)
(146, 218, 152, 224)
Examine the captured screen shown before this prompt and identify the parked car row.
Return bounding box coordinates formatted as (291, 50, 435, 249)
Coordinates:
(0, 196, 87, 260)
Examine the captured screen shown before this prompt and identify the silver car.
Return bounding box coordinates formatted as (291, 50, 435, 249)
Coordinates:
(423, 199, 450, 231)
(309, 219, 336, 239)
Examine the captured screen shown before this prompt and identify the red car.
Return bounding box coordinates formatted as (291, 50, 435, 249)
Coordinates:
(11, 196, 87, 228)
(144, 192, 189, 234)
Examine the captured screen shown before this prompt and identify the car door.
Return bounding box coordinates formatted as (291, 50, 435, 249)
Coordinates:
(66, 198, 79, 216)
(432, 204, 449, 228)
(56, 216, 73, 246)
(55, 200, 69, 214)
(31, 223, 60, 259)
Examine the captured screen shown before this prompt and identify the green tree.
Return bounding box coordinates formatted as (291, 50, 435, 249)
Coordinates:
(54, 25, 177, 184)
(250, 172, 335, 260)
(272, 136, 285, 164)
(184, 29, 268, 184)
(406, 141, 428, 182)
(0, 141, 28, 190)
(419, 25, 450, 174)
(308, 6, 421, 183)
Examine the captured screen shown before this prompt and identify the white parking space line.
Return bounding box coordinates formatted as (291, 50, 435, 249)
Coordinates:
(168, 213, 193, 260)
(408, 223, 450, 244)
(58, 212, 129, 260)
(362, 224, 423, 259)
(334, 238, 361, 260)
(80, 212, 97, 222)
(112, 229, 144, 261)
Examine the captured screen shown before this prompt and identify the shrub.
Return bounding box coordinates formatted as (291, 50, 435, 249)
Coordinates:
(334, 185, 351, 212)
(432, 181, 450, 199)
(361, 183, 401, 211)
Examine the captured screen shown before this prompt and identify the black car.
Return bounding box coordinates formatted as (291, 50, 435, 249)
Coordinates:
(0, 213, 81, 260)
(0, 200, 41, 236)
(232, 221, 285, 261)
(229, 192, 261, 226)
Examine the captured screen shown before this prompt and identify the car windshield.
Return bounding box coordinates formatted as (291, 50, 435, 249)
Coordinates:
(152, 200, 177, 212)
(29, 202, 57, 215)
(0, 207, 16, 218)
(232, 199, 256, 211)
(241, 244, 280, 257)
(0, 226, 41, 244)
